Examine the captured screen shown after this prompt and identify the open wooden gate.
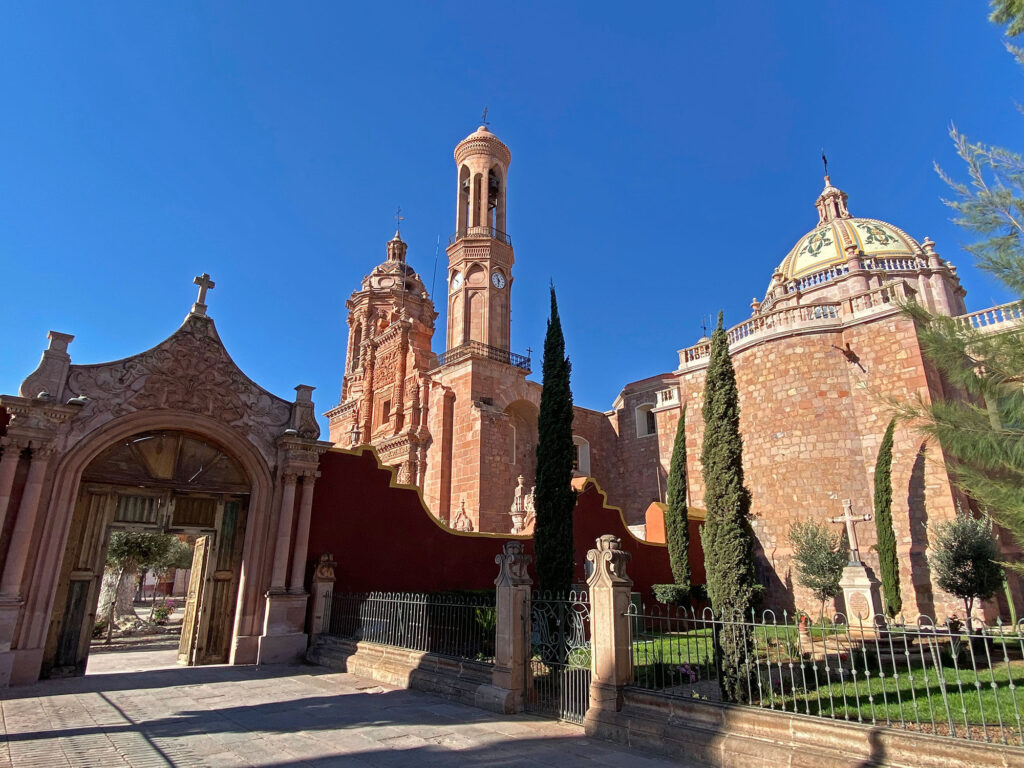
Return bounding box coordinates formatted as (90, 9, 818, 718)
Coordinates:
(178, 535, 211, 665)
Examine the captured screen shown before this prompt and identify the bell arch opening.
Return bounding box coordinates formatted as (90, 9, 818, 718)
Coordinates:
(43, 429, 254, 678)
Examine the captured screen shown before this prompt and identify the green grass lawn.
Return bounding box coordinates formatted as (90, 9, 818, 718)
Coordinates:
(631, 625, 1024, 743)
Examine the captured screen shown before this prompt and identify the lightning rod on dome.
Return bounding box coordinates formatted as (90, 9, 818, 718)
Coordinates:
(481, 106, 490, 127)
(821, 149, 828, 179)
(394, 206, 404, 237)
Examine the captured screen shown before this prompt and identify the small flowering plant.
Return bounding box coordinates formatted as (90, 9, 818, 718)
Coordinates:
(676, 663, 698, 684)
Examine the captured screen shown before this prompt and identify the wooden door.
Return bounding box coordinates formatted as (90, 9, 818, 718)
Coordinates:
(177, 535, 211, 665)
(45, 488, 116, 677)
(198, 498, 247, 664)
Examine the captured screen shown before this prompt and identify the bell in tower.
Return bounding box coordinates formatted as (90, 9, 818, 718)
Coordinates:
(445, 124, 514, 354)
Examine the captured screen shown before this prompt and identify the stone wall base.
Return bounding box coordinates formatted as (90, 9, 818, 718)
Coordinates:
(257, 632, 307, 664)
(586, 687, 1023, 768)
(307, 636, 493, 708)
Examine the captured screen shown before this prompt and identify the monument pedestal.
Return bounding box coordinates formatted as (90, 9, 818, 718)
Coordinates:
(839, 563, 884, 629)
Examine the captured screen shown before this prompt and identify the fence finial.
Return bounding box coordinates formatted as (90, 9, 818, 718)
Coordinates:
(586, 535, 632, 588)
(495, 540, 532, 587)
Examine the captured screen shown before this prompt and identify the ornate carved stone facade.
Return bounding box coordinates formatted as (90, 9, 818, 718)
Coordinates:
(0, 287, 330, 686)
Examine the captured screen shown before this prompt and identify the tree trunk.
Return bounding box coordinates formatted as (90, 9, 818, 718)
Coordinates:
(97, 565, 140, 625)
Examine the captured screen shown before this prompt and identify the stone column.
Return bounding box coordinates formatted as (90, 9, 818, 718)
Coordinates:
(846, 246, 870, 294)
(309, 553, 337, 636)
(269, 472, 298, 592)
(0, 439, 23, 535)
(476, 541, 532, 714)
(287, 471, 318, 594)
(393, 322, 409, 431)
(0, 445, 52, 598)
(584, 535, 633, 736)
(360, 340, 376, 442)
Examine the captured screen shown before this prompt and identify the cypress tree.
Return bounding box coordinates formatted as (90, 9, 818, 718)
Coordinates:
(700, 312, 757, 703)
(534, 284, 575, 596)
(664, 406, 691, 592)
(873, 418, 902, 618)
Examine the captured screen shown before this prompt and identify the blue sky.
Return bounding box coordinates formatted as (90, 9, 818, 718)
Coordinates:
(1, 2, 1020, 429)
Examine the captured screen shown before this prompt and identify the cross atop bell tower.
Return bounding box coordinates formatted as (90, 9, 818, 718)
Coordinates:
(445, 124, 514, 352)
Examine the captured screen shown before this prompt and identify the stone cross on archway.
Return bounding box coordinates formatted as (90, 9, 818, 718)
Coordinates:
(192, 273, 216, 316)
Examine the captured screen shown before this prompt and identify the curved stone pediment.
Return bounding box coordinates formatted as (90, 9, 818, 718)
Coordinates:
(40, 314, 300, 465)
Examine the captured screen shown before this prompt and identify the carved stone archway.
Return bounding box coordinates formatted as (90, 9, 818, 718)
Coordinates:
(0, 296, 330, 686)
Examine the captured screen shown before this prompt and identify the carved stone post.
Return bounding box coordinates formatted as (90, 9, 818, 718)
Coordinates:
(309, 553, 337, 636)
(584, 535, 633, 735)
(476, 541, 532, 714)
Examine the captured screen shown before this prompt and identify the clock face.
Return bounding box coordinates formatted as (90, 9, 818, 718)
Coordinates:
(450, 272, 464, 292)
(491, 271, 506, 289)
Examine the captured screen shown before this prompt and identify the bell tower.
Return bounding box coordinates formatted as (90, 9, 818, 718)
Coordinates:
(445, 125, 513, 352)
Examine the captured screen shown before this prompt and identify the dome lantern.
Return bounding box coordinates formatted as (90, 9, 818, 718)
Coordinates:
(815, 176, 852, 224)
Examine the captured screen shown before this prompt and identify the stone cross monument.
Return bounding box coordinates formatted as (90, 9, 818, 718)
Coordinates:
(830, 499, 883, 625)
(828, 499, 872, 565)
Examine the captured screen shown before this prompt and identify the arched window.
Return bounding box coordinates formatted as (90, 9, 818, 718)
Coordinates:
(635, 404, 657, 438)
(572, 435, 591, 475)
(349, 325, 362, 372)
(458, 165, 471, 231)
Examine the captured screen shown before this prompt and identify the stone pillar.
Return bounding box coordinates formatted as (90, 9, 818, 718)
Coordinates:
(269, 472, 298, 592)
(0, 439, 23, 535)
(476, 541, 532, 714)
(393, 322, 409, 431)
(0, 445, 52, 598)
(846, 246, 870, 293)
(309, 553, 337, 636)
(287, 471, 318, 594)
(0, 444, 51, 684)
(584, 535, 633, 736)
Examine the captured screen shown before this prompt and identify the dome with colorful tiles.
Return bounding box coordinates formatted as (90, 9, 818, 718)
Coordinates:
(772, 177, 924, 285)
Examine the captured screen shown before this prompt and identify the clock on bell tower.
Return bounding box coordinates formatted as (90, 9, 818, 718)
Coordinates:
(445, 124, 514, 353)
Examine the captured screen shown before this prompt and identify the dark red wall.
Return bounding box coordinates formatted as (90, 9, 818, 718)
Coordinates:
(306, 448, 705, 600)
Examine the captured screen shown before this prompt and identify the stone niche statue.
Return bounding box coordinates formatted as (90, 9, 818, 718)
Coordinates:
(509, 475, 536, 534)
(453, 499, 474, 532)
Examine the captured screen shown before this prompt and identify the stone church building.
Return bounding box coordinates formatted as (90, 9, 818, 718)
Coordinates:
(0, 124, 1020, 686)
(326, 124, 1014, 616)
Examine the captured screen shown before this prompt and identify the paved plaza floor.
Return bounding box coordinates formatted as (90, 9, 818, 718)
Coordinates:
(0, 646, 688, 767)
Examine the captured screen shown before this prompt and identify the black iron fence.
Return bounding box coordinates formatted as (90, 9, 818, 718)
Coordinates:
(448, 226, 512, 246)
(434, 341, 531, 372)
(628, 604, 1024, 747)
(327, 591, 496, 664)
(526, 590, 592, 724)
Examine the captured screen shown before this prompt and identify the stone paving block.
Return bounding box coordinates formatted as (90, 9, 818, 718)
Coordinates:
(0, 648, 686, 768)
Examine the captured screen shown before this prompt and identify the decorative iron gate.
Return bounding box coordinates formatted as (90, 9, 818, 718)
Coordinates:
(525, 590, 591, 724)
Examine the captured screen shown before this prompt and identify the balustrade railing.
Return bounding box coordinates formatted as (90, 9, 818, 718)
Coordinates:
(655, 387, 680, 407)
(435, 341, 531, 371)
(326, 591, 497, 664)
(955, 301, 1024, 333)
(448, 226, 513, 246)
(863, 256, 926, 272)
(678, 283, 918, 369)
(628, 604, 1024, 747)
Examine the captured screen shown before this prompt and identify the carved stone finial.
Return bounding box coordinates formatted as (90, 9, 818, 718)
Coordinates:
(312, 552, 337, 584)
(494, 541, 532, 587)
(586, 535, 633, 588)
